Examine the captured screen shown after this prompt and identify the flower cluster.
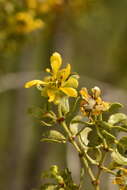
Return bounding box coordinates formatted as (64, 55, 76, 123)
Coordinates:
(25, 52, 110, 118)
(0, 0, 90, 56)
(11, 11, 44, 34)
(0, 1, 44, 55)
(25, 0, 87, 14)
(25, 52, 79, 104)
(25, 52, 127, 190)
(113, 168, 127, 190)
(80, 87, 110, 118)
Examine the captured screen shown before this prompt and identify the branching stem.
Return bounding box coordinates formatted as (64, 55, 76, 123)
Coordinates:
(58, 105, 98, 189)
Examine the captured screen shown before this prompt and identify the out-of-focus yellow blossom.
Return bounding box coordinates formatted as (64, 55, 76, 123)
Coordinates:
(80, 86, 110, 117)
(13, 12, 44, 34)
(25, 52, 79, 104)
(25, 0, 86, 15)
(0, 0, 90, 55)
(26, 0, 64, 13)
(113, 168, 127, 190)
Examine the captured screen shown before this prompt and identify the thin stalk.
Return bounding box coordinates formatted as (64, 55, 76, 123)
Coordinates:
(96, 126, 108, 149)
(101, 166, 116, 175)
(58, 105, 97, 189)
(96, 152, 107, 180)
(62, 121, 96, 182)
(111, 125, 127, 132)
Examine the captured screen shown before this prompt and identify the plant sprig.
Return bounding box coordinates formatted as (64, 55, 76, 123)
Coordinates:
(25, 52, 127, 190)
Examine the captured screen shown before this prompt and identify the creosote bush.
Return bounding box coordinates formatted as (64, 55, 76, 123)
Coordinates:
(25, 52, 127, 190)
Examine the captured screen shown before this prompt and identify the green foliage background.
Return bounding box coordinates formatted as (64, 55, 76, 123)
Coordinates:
(0, 0, 127, 189)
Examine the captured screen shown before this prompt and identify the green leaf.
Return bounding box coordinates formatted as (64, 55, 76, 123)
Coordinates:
(60, 97, 70, 115)
(41, 130, 66, 143)
(108, 102, 123, 113)
(108, 113, 127, 125)
(70, 123, 79, 136)
(70, 115, 93, 137)
(117, 137, 127, 156)
(71, 115, 84, 124)
(80, 127, 92, 146)
(111, 149, 127, 165)
(40, 121, 53, 127)
(40, 111, 57, 127)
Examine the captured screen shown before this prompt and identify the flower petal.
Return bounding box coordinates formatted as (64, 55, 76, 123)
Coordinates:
(47, 89, 56, 102)
(60, 87, 77, 97)
(59, 64, 71, 81)
(50, 52, 62, 75)
(25, 80, 46, 88)
(80, 88, 90, 101)
(102, 101, 110, 111)
(91, 86, 101, 99)
(63, 76, 78, 88)
(54, 95, 62, 104)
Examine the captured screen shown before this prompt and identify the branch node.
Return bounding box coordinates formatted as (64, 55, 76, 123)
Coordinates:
(79, 152, 84, 158)
(92, 180, 100, 186)
(57, 117, 65, 123)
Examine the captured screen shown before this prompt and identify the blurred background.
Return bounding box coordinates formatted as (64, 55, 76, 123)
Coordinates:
(0, 0, 127, 189)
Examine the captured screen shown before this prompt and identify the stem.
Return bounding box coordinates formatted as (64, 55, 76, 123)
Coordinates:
(96, 152, 107, 180)
(111, 125, 127, 132)
(95, 185, 100, 190)
(96, 126, 107, 149)
(62, 121, 96, 181)
(58, 105, 97, 189)
(101, 166, 116, 175)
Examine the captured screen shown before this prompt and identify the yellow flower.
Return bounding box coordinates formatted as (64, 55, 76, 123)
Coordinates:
(80, 87, 110, 118)
(113, 168, 127, 190)
(25, 0, 85, 14)
(14, 12, 44, 34)
(25, 52, 79, 104)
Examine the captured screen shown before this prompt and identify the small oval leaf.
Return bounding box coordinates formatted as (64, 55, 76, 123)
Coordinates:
(80, 127, 92, 146)
(109, 102, 123, 113)
(111, 149, 127, 165)
(41, 130, 66, 143)
(108, 113, 127, 125)
(70, 123, 78, 135)
(117, 137, 127, 156)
